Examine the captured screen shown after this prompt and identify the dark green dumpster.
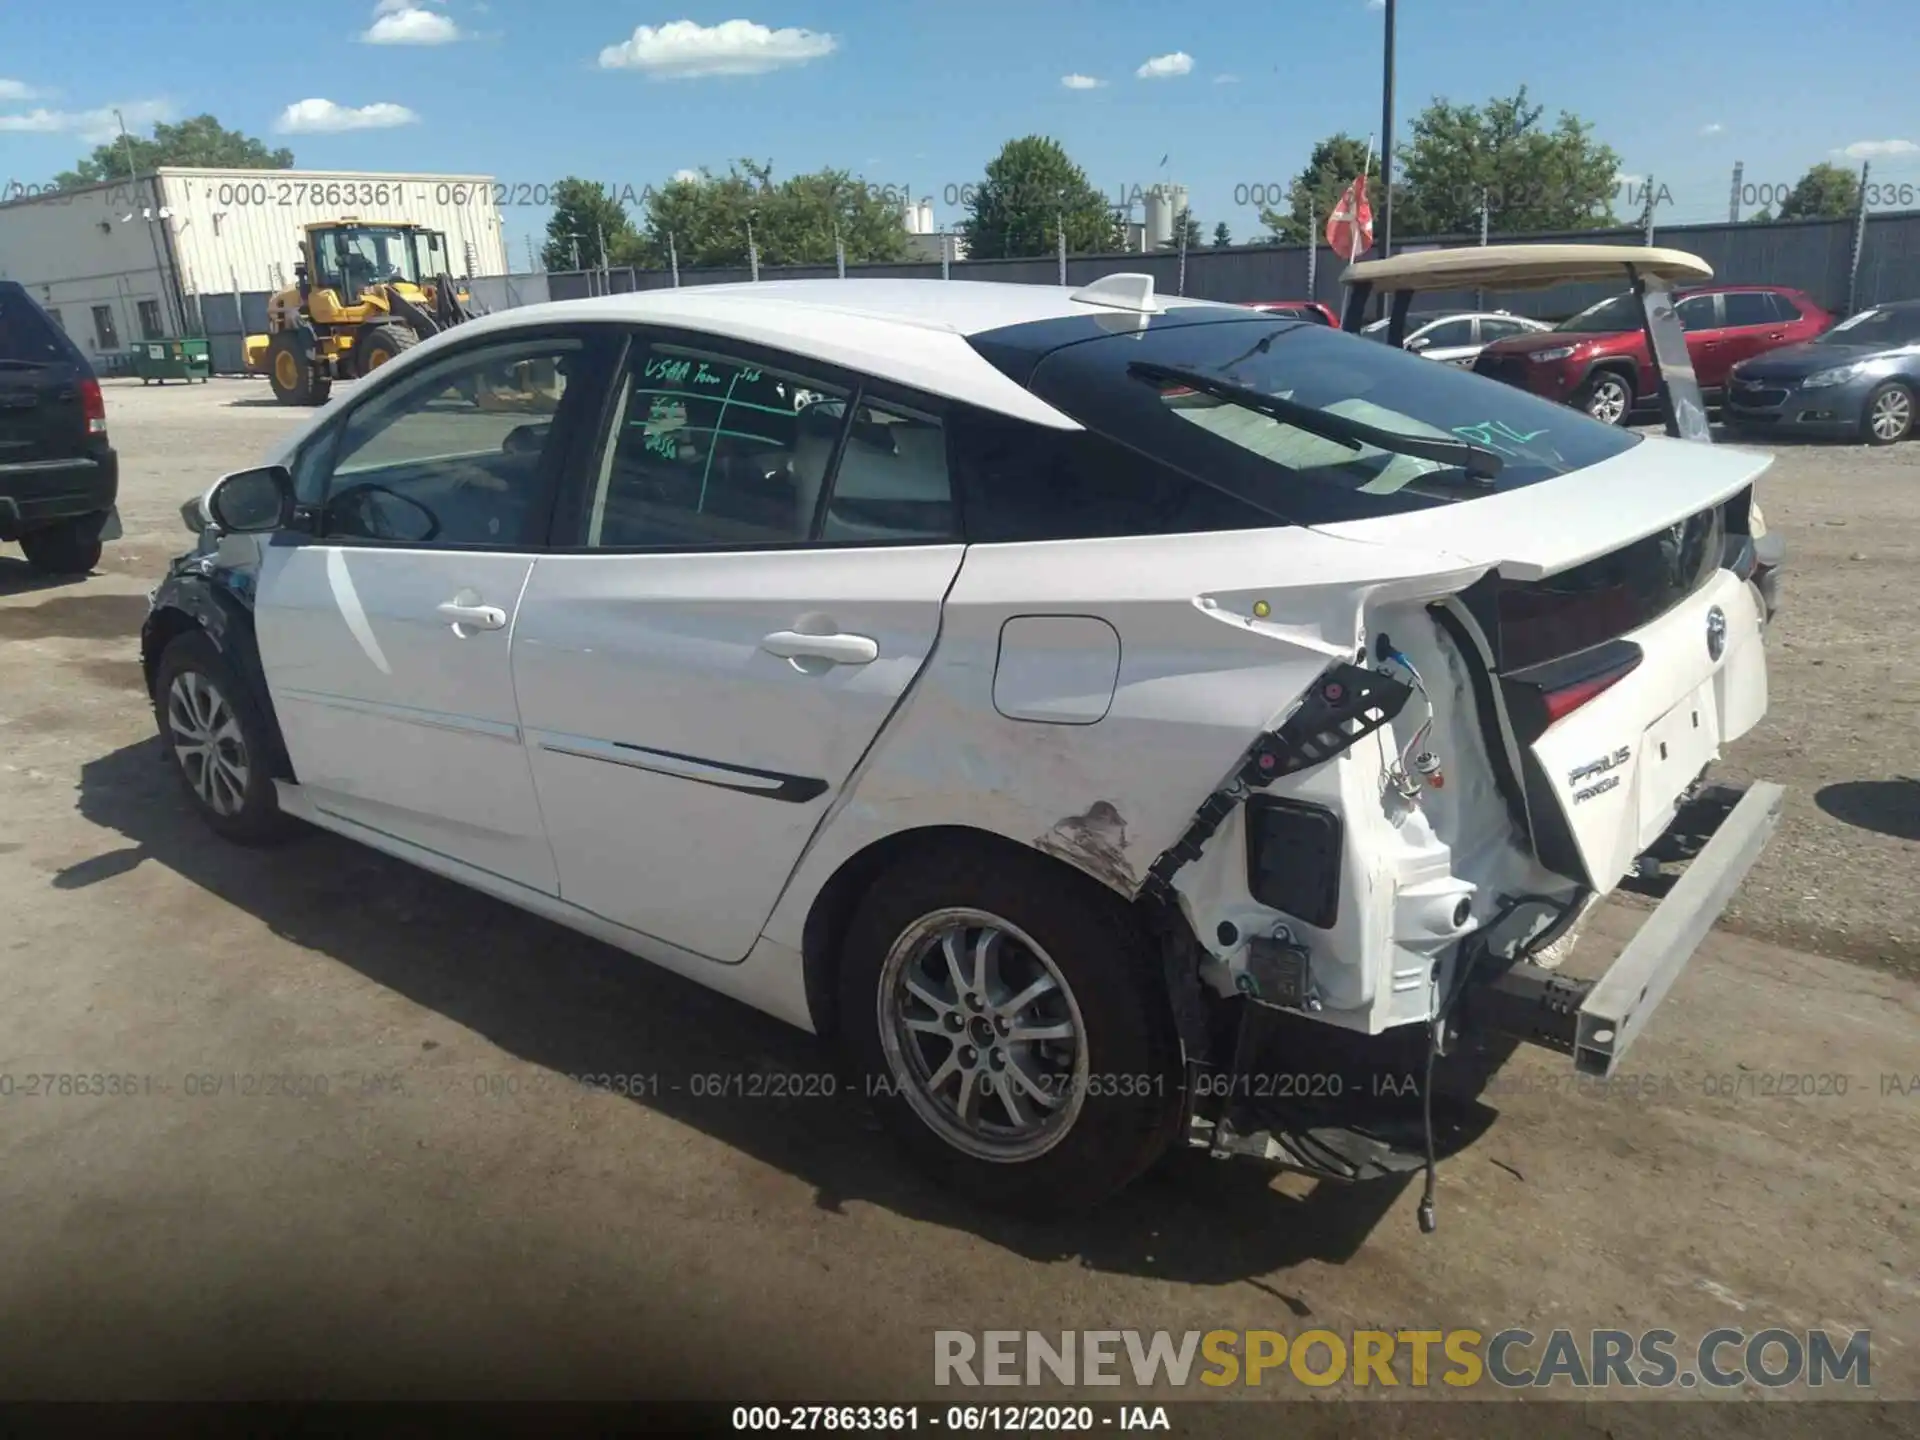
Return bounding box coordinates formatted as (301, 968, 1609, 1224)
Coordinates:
(132, 338, 212, 384)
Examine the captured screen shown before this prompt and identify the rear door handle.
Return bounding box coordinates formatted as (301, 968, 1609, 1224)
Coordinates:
(760, 630, 878, 666)
(437, 599, 507, 632)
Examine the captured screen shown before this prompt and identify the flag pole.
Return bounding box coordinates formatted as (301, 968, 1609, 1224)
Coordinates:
(1354, 136, 1374, 263)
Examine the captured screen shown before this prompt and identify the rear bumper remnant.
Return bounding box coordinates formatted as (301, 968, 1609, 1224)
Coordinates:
(1473, 780, 1784, 1075)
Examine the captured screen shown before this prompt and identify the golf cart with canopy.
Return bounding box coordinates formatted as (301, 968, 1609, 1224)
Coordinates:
(1340, 243, 1783, 619)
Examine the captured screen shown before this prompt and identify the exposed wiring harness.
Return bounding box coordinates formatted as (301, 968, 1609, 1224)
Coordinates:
(1377, 646, 1438, 801)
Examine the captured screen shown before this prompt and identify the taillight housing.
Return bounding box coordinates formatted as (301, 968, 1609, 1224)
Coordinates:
(1500, 640, 1643, 744)
(79, 377, 108, 437)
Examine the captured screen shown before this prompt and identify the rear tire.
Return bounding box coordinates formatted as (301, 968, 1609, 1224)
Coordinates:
(19, 513, 105, 575)
(1863, 381, 1913, 446)
(837, 841, 1184, 1214)
(1578, 369, 1634, 426)
(353, 322, 418, 379)
(153, 631, 298, 845)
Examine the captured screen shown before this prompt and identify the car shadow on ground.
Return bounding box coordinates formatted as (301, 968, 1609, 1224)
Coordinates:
(0, 585, 152, 640)
(63, 736, 1421, 1286)
(1816, 778, 1920, 842)
(0, 555, 103, 600)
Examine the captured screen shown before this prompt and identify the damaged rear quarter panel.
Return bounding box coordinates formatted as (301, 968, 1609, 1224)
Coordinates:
(759, 525, 1489, 956)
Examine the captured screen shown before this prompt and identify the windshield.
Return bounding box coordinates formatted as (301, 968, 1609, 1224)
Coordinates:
(1018, 315, 1640, 521)
(1555, 293, 1642, 334)
(1818, 306, 1920, 346)
(314, 227, 424, 295)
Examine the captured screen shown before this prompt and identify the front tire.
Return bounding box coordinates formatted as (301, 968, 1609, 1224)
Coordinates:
(19, 513, 105, 575)
(1863, 381, 1913, 446)
(1578, 369, 1634, 426)
(153, 631, 297, 845)
(266, 329, 331, 407)
(838, 842, 1184, 1213)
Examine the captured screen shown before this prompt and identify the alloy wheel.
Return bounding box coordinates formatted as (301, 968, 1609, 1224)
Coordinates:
(1871, 387, 1912, 442)
(1587, 376, 1629, 425)
(167, 670, 251, 817)
(876, 907, 1089, 1163)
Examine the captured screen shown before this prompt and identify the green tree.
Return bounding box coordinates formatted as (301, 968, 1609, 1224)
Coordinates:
(542, 177, 638, 271)
(55, 114, 292, 188)
(958, 136, 1122, 259)
(1159, 206, 1204, 251)
(1258, 133, 1394, 245)
(1396, 87, 1620, 235)
(1776, 162, 1860, 220)
(624, 161, 909, 268)
(1211, 220, 1231, 247)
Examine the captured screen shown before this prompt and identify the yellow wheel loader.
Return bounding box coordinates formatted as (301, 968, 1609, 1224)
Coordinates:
(244, 219, 477, 405)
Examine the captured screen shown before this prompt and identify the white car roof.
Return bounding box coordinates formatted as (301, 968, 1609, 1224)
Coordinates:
(433, 279, 1236, 430)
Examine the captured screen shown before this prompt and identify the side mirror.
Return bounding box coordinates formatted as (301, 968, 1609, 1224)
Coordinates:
(207, 464, 295, 533)
(1405, 335, 1431, 352)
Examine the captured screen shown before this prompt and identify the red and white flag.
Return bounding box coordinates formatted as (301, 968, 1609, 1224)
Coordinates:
(1326, 173, 1374, 260)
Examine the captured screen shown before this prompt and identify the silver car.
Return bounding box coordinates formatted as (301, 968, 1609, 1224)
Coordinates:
(1364, 310, 1552, 366)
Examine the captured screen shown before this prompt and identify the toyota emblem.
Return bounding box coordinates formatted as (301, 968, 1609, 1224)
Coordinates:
(1706, 605, 1727, 661)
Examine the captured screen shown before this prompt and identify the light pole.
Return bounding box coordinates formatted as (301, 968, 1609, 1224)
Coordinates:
(1379, 0, 1396, 257)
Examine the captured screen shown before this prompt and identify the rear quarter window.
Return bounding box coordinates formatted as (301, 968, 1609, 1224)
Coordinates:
(951, 411, 1274, 542)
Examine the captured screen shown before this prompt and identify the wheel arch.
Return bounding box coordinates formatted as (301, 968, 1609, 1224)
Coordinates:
(142, 577, 295, 781)
(798, 823, 1165, 1041)
(1579, 357, 1639, 395)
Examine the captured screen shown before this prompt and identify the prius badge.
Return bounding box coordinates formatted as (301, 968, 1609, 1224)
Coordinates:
(1706, 605, 1727, 661)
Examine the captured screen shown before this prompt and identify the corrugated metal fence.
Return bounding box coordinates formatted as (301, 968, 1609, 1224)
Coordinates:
(537, 210, 1920, 322)
(191, 211, 1920, 373)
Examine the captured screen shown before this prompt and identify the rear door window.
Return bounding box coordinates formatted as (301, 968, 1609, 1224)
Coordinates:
(1722, 292, 1777, 328)
(574, 338, 851, 549)
(1768, 292, 1803, 323)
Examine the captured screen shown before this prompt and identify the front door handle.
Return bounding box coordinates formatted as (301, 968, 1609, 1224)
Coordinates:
(437, 599, 507, 632)
(760, 630, 878, 666)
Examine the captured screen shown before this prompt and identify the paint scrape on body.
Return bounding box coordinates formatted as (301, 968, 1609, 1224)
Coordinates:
(1036, 800, 1136, 894)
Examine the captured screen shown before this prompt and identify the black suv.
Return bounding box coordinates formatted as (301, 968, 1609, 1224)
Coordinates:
(1, 281, 119, 575)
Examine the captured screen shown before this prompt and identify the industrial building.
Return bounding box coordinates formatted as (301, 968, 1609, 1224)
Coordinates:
(0, 167, 508, 365)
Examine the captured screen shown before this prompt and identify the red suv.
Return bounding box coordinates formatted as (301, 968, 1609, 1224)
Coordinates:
(1471, 285, 1833, 425)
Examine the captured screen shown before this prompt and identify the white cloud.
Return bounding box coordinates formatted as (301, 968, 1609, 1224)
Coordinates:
(1060, 74, 1104, 90)
(1366, 0, 1386, 9)
(1837, 137, 1918, 160)
(1700, 122, 1724, 136)
(275, 98, 421, 133)
(361, 4, 461, 45)
(1135, 52, 1193, 80)
(0, 79, 47, 101)
(0, 99, 170, 143)
(1212, 73, 1240, 84)
(671, 167, 703, 184)
(598, 20, 837, 78)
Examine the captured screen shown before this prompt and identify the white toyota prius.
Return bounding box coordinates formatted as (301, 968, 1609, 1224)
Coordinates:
(144, 275, 1782, 1224)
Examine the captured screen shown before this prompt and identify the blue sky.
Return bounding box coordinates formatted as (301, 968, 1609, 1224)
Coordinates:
(4, 0, 1917, 267)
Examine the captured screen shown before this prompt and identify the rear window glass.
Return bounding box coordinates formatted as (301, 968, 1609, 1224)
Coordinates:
(1015, 317, 1640, 522)
(0, 288, 72, 365)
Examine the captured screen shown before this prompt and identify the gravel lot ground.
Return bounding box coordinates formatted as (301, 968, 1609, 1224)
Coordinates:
(1, 377, 1915, 1412)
